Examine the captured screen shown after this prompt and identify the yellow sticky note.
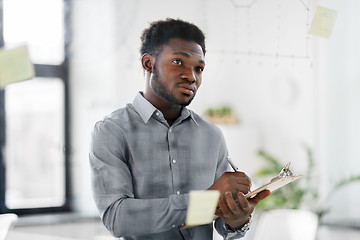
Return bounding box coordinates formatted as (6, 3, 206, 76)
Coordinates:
(0, 45, 35, 88)
(185, 190, 220, 226)
(309, 6, 338, 38)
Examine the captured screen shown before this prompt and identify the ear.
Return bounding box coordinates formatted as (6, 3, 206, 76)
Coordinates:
(141, 53, 154, 73)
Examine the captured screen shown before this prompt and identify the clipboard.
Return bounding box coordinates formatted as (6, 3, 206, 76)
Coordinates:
(245, 162, 302, 198)
(245, 175, 302, 198)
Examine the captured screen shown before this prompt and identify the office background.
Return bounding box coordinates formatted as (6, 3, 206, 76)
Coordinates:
(70, 0, 360, 222)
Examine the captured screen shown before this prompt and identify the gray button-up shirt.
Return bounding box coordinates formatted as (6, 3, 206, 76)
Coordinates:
(89, 92, 245, 239)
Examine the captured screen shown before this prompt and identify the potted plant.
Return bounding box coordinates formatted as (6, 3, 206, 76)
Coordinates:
(254, 146, 360, 223)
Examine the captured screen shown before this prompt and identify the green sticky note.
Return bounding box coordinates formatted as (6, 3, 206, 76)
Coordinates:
(0, 45, 35, 88)
(309, 6, 338, 38)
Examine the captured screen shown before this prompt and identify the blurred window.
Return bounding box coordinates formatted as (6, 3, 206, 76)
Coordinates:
(0, 0, 70, 214)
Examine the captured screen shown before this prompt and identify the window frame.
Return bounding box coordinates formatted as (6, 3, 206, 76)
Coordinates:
(0, 0, 71, 215)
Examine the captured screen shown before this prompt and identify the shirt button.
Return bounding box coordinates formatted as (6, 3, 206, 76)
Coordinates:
(176, 191, 181, 195)
(155, 111, 160, 116)
(172, 159, 177, 164)
(172, 224, 176, 228)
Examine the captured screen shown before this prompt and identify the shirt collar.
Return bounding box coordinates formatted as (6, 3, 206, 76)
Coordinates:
(179, 107, 199, 126)
(132, 92, 199, 126)
(132, 92, 157, 124)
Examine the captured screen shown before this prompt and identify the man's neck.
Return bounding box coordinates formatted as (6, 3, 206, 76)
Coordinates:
(159, 106, 182, 126)
(142, 91, 182, 126)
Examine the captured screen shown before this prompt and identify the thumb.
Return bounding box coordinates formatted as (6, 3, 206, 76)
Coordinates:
(249, 189, 271, 205)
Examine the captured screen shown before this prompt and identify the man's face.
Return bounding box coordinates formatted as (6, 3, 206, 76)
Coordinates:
(149, 38, 205, 107)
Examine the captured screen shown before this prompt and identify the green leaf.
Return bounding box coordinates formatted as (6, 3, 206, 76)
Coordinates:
(333, 175, 360, 190)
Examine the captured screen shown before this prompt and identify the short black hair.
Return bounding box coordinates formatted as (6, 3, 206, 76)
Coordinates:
(140, 18, 206, 56)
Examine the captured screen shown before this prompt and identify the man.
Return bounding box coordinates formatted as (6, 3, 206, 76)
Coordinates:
(89, 18, 269, 239)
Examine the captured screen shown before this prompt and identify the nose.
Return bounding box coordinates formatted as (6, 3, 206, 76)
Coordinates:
(181, 68, 197, 83)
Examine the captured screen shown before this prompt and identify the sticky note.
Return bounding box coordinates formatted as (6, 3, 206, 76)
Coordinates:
(0, 45, 35, 88)
(309, 6, 338, 38)
(185, 190, 220, 226)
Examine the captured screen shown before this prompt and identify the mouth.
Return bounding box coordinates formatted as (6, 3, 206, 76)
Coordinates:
(177, 84, 196, 96)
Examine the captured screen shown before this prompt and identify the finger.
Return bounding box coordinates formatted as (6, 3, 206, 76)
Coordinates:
(249, 190, 271, 205)
(215, 206, 223, 217)
(228, 171, 251, 183)
(215, 200, 222, 216)
(237, 192, 251, 213)
(235, 177, 252, 194)
(235, 175, 252, 188)
(224, 191, 241, 215)
(235, 184, 251, 194)
(218, 192, 234, 218)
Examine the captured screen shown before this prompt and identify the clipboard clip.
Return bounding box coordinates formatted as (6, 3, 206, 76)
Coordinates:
(271, 162, 294, 181)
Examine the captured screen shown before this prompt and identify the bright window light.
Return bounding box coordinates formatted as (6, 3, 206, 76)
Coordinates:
(3, 0, 64, 65)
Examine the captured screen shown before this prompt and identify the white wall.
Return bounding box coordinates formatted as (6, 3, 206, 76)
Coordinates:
(315, 0, 360, 223)
(69, 0, 360, 223)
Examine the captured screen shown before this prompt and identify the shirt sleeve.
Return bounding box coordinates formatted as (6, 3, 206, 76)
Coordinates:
(89, 120, 189, 237)
(214, 218, 247, 239)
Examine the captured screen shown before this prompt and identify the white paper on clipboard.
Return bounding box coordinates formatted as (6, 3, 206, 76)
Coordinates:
(245, 175, 302, 199)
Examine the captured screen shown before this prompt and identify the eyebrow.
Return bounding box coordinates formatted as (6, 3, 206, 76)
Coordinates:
(173, 52, 205, 65)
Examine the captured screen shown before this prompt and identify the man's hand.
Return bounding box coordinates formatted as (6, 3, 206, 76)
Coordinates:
(208, 171, 252, 198)
(208, 171, 270, 229)
(217, 189, 270, 229)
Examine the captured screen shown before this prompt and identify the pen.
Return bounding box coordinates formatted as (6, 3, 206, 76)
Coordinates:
(227, 156, 254, 199)
(226, 156, 239, 172)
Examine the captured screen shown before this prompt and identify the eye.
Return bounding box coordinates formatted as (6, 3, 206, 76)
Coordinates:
(172, 59, 182, 65)
(196, 66, 204, 72)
